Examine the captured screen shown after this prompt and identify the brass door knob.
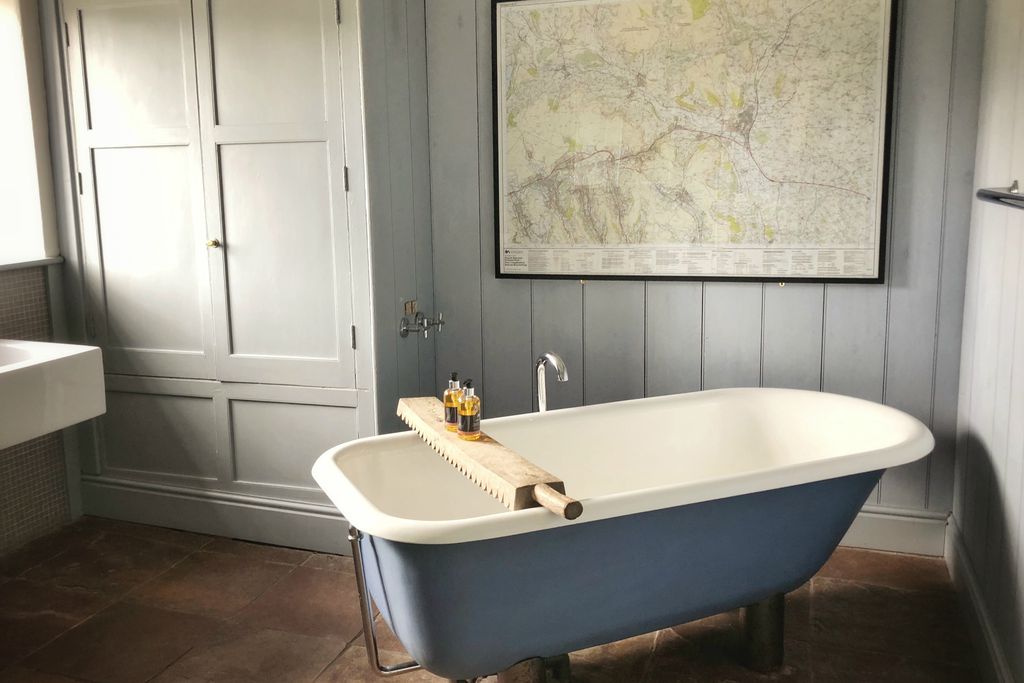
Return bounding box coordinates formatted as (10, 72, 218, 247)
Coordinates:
(206, 239, 221, 248)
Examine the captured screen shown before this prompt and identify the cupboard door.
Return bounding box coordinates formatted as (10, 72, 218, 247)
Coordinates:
(64, 0, 216, 379)
(193, 0, 357, 388)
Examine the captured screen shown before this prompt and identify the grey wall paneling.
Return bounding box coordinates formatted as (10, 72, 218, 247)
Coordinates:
(821, 284, 888, 402)
(956, 0, 1016, 577)
(877, 0, 955, 510)
(644, 282, 702, 398)
(408, 0, 437, 396)
(426, 0, 484, 398)
(929, 0, 986, 515)
(761, 284, 824, 391)
(583, 281, 645, 405)
(951, 0, 1024, 677)
(422, 0, 982, 532)
(362, 0, 437, 433)
(701, 283, 762, 390)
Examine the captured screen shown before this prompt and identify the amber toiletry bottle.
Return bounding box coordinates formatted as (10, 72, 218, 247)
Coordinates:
(442, 372, 463, 432)
(457, 379, 481, 441)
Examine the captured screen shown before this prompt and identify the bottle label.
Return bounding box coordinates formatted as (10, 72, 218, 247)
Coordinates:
(445, 405, 458, 426)
(459, 412, 480, 435)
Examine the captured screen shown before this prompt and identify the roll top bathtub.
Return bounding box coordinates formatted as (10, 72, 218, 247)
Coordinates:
(313, 388, 934, 680)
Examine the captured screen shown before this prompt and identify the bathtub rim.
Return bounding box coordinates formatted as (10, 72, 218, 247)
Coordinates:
(312, 388, 935, 545)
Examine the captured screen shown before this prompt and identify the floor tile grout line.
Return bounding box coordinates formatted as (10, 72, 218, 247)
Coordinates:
(312, 628, 371, 682)
(10, 600, 115, 673)
(120, 536, 205, 603)
(228, 561, 302, 621)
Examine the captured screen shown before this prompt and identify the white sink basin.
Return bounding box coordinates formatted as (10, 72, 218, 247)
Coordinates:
(0, 339, 105, 451)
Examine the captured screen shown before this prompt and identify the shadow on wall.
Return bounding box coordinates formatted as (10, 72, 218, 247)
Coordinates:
(957, 430, 1022, 676)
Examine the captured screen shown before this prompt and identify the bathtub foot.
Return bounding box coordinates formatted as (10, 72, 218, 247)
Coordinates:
(741, 593, 785, 673)
(494, 654, 569, 683)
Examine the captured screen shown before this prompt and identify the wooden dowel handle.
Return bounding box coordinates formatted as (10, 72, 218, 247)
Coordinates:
(533, 484, 583, 520)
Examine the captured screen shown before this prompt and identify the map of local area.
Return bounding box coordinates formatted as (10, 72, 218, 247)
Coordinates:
(496, 0, 891, 279)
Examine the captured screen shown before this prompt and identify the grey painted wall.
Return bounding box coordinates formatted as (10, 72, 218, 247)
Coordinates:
(361, 0, 437, 433)
(952, 0, 1024, 678)
(424, 0, 983, 517)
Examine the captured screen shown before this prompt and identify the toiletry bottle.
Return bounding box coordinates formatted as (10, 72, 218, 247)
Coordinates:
(442, 372, 463, 432)
(457, 379, 481, 441)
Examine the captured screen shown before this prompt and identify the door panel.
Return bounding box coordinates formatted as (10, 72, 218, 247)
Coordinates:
(218, 142, 338, 360)
(229, 400, 358, 492)
(102, 391, 218, 480)
(194, 0, 355, 387)
(66, 0, 215, 379)
(93, 147, 206, 354)
(78, 1, 190, 129)
(208, 0, 326, 125)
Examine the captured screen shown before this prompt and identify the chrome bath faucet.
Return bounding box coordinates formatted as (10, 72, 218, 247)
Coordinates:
(535, 352, 568, 413)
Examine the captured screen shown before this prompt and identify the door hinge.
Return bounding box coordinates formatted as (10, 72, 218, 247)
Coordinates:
(64, 21, 69, 47)
(350, 325, 357, 350)
(84, 311, 97, 339)
(343, 165, 350, 192)
(77, 171, 83, 195)
(335, 0, 341, 25)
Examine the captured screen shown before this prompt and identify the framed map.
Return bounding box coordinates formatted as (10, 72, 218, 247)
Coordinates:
(493, 0, 896, 282)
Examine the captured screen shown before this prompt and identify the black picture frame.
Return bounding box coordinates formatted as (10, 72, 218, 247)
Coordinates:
(492, 0, 899, 284)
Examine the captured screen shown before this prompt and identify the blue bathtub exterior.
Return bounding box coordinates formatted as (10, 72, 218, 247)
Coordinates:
(359, 470, 882, 680)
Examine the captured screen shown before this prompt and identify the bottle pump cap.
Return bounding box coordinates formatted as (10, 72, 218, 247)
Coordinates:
(463, 379, 475, 397)
(449, 371, 460, 389)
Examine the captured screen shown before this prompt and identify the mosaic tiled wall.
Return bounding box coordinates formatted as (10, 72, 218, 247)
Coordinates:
(0, 267, 69, 554)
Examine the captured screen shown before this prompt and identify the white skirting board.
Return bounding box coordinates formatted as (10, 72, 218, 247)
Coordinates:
(840, 505, 949, 556)
(81, 477, 349, 554)
(83, 476, 949, 558)
(945, 521, 1013, 683)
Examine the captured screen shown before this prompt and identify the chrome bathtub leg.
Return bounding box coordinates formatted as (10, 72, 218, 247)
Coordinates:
(348, 526, 422, 677)
(741, 593, 785, 673)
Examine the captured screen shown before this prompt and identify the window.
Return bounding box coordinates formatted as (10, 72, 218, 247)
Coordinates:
(0, 0, 58, 266)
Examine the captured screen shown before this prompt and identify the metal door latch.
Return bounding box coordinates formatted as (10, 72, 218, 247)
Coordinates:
(400, 310, 444, 339)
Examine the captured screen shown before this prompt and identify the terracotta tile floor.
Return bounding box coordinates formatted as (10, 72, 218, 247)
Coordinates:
(0, 517, 980, 682)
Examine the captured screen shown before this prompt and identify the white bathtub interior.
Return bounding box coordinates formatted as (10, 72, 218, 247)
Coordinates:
(327, 389, 933, 531)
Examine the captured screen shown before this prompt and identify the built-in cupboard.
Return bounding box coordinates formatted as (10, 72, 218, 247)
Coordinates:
(61, 0, 376, 550)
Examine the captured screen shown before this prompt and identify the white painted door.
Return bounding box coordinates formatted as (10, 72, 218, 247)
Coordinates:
(67, 0, 357, 388)
(193, 0, 357, 388)
(65, 0, 216, 379)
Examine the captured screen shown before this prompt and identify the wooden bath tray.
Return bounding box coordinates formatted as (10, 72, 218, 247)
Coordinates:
(397, 397, 583, 520)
